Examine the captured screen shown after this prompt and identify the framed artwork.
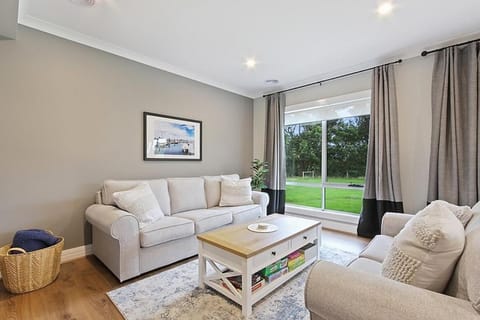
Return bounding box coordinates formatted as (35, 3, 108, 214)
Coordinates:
(143, 112, 202, 161)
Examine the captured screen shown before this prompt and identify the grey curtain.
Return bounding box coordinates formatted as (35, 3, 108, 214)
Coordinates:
(357, 65, 404, 238)
(263, 93, 287, 214)
(428, 41, 480, 206)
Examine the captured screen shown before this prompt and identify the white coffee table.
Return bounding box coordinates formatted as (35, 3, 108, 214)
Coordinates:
(197, 214, 321, 317)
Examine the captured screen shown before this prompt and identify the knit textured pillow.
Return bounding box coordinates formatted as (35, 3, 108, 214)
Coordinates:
(430, 200, 473, 227)
(382, 202, 465, 292)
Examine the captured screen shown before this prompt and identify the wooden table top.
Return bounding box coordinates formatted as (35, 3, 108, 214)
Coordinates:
(197, 214, 321, 258)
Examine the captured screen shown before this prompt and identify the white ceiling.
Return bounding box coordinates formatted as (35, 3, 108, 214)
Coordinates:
(18, 0, 480, 98)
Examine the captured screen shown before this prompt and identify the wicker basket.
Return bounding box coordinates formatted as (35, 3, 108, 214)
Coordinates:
(0, 236, 64, 294)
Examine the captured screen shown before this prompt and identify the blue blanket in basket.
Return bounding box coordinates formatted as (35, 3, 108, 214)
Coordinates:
(11, 229, 59, 253)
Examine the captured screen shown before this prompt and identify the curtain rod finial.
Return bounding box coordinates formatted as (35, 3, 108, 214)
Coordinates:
(421, 51, 428, 57)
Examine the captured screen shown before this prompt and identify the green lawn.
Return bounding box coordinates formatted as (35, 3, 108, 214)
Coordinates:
(287, 176, 365, 185)
(286, 176, 364, 214)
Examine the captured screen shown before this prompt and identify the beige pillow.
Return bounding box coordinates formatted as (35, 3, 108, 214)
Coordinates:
(382, 202, 465, 292)
(203, 174, 239, 208)
(113, 183, 164, 226)
(430, 200, 473, 227)
(219, 178, 253, 207)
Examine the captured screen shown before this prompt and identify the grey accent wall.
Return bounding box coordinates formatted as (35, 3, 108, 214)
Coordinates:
(0, 0, 18, 40)
(254, 55, 434, 214)
(0, 26, 253, 249)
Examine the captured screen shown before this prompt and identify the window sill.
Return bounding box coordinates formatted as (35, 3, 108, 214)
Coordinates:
(285, 204, 360, 234)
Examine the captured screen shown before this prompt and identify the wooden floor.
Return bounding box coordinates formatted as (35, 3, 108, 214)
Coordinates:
(0, 229, 369, 320)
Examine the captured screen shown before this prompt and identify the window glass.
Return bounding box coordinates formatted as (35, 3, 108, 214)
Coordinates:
(285, 90, 370, 215)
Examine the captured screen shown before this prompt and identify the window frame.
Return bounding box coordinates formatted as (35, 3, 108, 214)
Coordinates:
(284, 90, 370, 216)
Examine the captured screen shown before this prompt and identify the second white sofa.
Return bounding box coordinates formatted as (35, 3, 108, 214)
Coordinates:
(85, 174, 269, 282)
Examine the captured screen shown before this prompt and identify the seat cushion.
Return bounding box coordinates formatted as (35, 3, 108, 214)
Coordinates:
(203, 174, 239, 208)
(168, 178, 207, 214)
(347, 257, 382, 275)
(382, 202, 465, 293)
(212, 204, 261, 224)
(175, 209, 232, 233)
(359, 235, 394, 263)
(140, 216, 194, 247)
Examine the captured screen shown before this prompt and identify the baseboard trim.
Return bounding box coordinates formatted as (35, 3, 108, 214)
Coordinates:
(0, 245, 92, 280)
(61, 244, 93, 263)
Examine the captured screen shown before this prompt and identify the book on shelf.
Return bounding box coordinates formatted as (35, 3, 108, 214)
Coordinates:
(287, 250, 305, 271)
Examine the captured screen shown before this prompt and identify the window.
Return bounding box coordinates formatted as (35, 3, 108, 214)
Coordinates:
(284, 90, 370, 215)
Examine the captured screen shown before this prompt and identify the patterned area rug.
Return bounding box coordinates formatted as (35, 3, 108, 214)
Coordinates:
(107, 246, 356, 320)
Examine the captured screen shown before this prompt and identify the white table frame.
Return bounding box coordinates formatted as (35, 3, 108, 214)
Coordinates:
(198, 225, 321, 317)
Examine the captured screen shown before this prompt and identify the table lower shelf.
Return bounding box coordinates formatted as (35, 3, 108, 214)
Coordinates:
(203, 256, 317, 307)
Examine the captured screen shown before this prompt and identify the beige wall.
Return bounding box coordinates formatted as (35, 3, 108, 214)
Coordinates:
(254, 55, 435, 214)
(0, 26, 253, 249)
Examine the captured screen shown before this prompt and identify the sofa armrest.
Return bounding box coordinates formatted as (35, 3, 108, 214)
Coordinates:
(86, 204, 140, 238)
(252, 191, 269, 217)
(85, 204, 141, 281)
(305, 261, 479, 320)
(381, 212, 415, 237)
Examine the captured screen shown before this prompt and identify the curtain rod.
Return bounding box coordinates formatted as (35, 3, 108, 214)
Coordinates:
(262, 59, 402, 98)
(421, 37, 480, 56)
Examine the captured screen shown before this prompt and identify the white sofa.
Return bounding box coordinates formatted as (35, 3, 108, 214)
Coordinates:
(85, 175, 269, 282)
(305, 205, 480, 320)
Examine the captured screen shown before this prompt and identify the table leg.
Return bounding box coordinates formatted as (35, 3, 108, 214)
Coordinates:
(241, 260, 253, 317)
(316, 225, 322, 260)
(198, 243, 206, 289)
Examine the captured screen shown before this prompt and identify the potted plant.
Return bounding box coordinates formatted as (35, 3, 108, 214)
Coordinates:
(251, 159, 269, 191)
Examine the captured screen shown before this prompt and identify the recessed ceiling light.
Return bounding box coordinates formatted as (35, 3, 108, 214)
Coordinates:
(265, 79, 279, 85)
(377, 2, 394, 16)
(245, 58, 257, 69)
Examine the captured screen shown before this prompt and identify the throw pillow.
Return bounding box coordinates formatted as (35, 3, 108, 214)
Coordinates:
(203, 174, 239, 208)
(381, 202, 465, 292)
(430, 200, 473, 227)
(219, 177, 254, 207)
(113, 183, 164, 226)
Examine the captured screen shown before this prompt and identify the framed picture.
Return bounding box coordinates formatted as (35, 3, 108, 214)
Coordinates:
(143, 112, 202, 161)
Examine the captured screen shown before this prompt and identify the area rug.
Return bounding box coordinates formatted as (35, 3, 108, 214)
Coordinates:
(107, 246, 356, 320)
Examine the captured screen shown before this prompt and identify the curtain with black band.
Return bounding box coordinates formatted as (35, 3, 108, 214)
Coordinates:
(263, 93, 287, 214)
(357, 65, 404, 238)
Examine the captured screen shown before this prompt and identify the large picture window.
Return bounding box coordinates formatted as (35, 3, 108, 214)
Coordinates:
(284, 90, 370, 215)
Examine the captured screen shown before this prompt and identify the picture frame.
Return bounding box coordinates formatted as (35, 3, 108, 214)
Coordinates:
(143, 112, 202, 161)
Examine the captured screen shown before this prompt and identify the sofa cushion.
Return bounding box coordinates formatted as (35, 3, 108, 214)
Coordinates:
(203, 174, 239, 208)
(112, 183, 164, 226)
(382, 202, 465, 293)
(168, 178, 207, 214)
(219, 178, 254, 207)
(140, 216, 194, 247)
(347, 257, 382, 275)
(175, 209, 232, 233)
(103, 179, 171, 215)
(359, 235, 394, 263)
(431, 200, 473, 227)
(211, 204, 261, 224)
(147, 179, 171, 215)
(446, 211, 480, 312)
(103, 179, 141, 205)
